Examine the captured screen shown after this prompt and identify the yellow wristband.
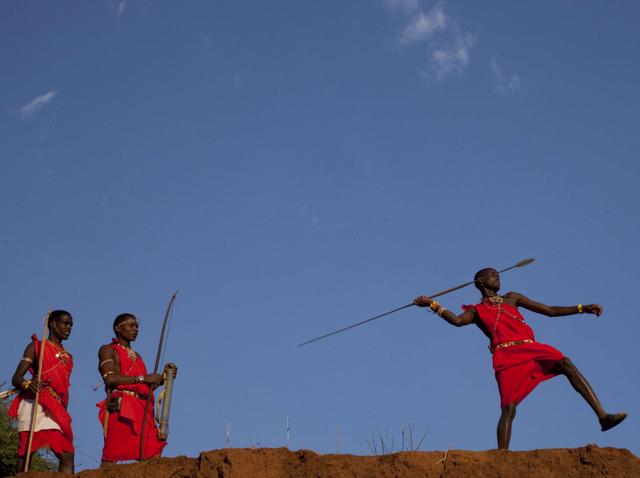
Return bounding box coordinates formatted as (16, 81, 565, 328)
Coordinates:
(21, 380, 32, 391)
(577, 304, 584, 314)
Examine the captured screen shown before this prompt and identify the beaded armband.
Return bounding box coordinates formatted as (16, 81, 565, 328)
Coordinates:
(429, 301, 447, 317)
(99, 358, 114, 368)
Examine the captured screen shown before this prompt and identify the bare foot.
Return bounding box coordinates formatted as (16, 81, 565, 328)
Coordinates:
(600, 412, 627, 432)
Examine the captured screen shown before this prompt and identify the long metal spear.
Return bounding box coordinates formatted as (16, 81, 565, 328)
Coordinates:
(297, 258, 534, 347)
(24, 311, 51, 472)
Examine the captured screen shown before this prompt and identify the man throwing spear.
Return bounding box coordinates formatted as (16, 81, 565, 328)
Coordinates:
(9, 310, 75, 473)
(414, 267, 626, 449)
(97, 313, 175, 463)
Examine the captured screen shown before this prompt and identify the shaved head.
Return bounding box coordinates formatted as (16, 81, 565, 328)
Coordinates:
(474, 268, 497, 290)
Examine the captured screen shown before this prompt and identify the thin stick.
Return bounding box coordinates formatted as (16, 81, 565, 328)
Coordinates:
(103, 396, 110, 439)
(285, 415, 290, 448)
(24, 311, 51, 472)
(297, 258, 534, 347)
(0, 389, 17, 400)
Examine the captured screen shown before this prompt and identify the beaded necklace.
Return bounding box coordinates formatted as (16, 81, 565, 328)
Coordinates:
(112, 342, 139, 376)
(482, 295, 525, 337)
(40, 341, 71, 375)
(115, 342, 137, 361)
(482, 295, 504, 336)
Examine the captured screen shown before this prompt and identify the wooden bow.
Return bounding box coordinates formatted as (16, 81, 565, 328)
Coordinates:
(139, 291, 178, 461)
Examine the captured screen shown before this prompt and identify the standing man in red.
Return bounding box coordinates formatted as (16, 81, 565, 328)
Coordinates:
(414, 267, 626, 449)
(97, 313, 174, 463)
(9, 310, 75, 473)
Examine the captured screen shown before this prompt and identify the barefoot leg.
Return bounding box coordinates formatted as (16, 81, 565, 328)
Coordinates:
(57, 452, 74, 473)
(554, 357, 606, 419)
(497, 404, 516, 449)
(554, 357, 627, 430)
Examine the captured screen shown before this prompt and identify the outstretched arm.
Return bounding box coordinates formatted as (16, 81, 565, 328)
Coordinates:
(508, 292, 602, 317)
(414, 295, 477, 327)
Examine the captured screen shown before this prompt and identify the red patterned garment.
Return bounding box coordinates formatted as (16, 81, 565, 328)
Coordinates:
(97, 339, 166, 462)
(463, 300, 565, 407)
(9, 335, 74, 456)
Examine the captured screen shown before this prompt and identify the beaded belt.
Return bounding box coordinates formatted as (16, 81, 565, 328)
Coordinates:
(45, 386, 63, 404)
(489, 339, 533, 354)
(114, 389, 145, 400)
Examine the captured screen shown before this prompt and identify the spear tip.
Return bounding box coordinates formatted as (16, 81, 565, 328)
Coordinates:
(515, 258, 535, 268)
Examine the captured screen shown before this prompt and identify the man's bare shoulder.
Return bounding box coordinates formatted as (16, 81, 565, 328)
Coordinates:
(98, 343, 116, 356)
(22, 342, 35, 356)
(503, 291, 526, 305)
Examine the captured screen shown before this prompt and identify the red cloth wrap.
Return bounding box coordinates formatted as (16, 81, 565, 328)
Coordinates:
(8, 335, 74, 455)
(97, 340, 166, 462)
(17, 430, 73, 456)
(464, 302, 565, 408)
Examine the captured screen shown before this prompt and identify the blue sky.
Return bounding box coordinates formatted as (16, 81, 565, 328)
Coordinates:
(1, 0, 639, 470)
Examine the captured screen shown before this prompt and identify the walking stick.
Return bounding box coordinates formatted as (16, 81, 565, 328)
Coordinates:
(298, 258, 535, 347)
(24, 311, 51, 472)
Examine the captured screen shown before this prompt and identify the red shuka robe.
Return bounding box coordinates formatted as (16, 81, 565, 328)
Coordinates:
(464, 301, 565, 407)
(97, 340, 166, 462)
(8, 335, 74, 456)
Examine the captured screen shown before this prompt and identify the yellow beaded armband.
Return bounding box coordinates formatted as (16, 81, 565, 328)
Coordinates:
(577, 304, 584, 314)
(429, 301, 446, 317)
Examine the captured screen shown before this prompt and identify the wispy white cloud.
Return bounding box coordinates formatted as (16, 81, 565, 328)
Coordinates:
(399, 5, 447, 45)
(422, 31, 476, 83)
(385, 1, 475, 83)
(20, 90, 56, 117)
(116, 0, 126, 17)
(490, 58, 523, 97)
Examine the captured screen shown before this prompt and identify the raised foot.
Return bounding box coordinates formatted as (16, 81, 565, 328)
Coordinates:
(600, 412, 627, 432)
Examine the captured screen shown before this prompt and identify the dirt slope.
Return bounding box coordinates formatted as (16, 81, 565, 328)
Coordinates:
(10, 445, 640, 478)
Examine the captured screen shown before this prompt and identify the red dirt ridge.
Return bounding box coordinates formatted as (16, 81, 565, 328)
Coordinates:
(10, 445, 640, 478)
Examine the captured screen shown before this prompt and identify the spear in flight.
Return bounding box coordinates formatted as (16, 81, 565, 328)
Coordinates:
(297, 258, 535, 348)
